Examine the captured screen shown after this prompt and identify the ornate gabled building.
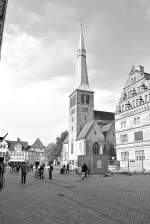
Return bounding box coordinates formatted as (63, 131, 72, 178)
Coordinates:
(28, 138, 46, 166)
(62, 26, 115, 171)
(115, 65, 150, 172)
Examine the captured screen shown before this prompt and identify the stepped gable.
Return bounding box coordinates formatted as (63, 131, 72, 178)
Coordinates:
(124, 65, 150, 89)
(77, 121, 94, 140)
(94, 110, 115, 121)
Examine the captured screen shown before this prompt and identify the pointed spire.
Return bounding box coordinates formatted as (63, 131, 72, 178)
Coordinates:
(76, 25, 92, 91)
(79, 24, 85, 51)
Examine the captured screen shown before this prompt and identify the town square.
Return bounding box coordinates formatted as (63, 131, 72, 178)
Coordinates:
(1, 0, 150, 224)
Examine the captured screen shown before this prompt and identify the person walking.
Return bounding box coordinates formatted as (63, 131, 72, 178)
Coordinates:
(48, 162, 53, 179)
(66, 163, 70, 175)
(81, 163, 88, 178)
(21, 162, 27, 184)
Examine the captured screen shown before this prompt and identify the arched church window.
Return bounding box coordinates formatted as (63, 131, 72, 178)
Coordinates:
(81, 94, 85, 103)
(93, 142, 100, 155)
(86, 95, 90, 104)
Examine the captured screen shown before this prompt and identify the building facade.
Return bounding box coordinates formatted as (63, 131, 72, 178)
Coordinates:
(7, 138, 28, 163)
(115, 65, 150, 172)
(28, 138, 45, 166)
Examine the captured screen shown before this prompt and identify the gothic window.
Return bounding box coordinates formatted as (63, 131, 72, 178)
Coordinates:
(93, 143, 100, 154)
(86, 95, 90, 104)
(81, 94, 85, 104)
(84, 116, 86, 121)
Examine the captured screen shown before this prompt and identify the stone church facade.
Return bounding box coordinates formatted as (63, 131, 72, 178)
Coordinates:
(115, 65, 150, 172)
(62, 26, 115, 171)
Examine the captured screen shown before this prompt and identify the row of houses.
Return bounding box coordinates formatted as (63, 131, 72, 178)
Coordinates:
(0, 137, 46, 166)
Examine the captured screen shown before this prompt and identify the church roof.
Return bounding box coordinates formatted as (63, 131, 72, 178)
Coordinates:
(102, 122, 113, 133)
(77, 121, 94, 140)
(77, 83, 93, 92)
(94, 110, 115, 121)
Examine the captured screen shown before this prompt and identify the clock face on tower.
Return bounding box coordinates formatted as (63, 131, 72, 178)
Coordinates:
(70, 95, 77, 108)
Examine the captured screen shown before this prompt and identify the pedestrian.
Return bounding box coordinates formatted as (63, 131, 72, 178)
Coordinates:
(21, 162, 27, 184)
(81, 163, 88, 178)
(66, 163, 70, 175)
(16, 164, 20, 174)
(48, 162, 53, 179)
(0, 161, 4, 179)
(39, 164, 44, 179)
(63, 164, 66, 174)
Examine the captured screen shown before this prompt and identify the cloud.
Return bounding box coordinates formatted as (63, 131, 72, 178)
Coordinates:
(94, 88, 120, 112)
(2, 25, 74, 89)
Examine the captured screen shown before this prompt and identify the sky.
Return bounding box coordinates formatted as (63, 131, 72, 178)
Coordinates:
(1, 0, 150, 145)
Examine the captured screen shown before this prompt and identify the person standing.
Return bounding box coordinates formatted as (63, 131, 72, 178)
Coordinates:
(48, 163, 53, 179)
(81, 163, 88, 178)
(21, 162, 27, 184)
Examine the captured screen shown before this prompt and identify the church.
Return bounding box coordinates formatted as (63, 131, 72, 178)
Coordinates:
(62, 26, 115, 173)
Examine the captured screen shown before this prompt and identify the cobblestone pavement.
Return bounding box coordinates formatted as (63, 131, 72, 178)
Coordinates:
(1, 169, 150, 224)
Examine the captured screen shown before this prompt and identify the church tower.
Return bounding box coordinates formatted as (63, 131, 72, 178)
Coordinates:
(69, 25, 94, 165)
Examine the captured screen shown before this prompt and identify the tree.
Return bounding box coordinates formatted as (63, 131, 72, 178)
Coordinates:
(46, 130, 68, 161)
(55, 130, 68, 158)
(45, 143, 57, 162)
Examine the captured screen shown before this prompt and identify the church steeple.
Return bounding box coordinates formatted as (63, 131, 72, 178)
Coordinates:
(77, 25, 92, 91)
